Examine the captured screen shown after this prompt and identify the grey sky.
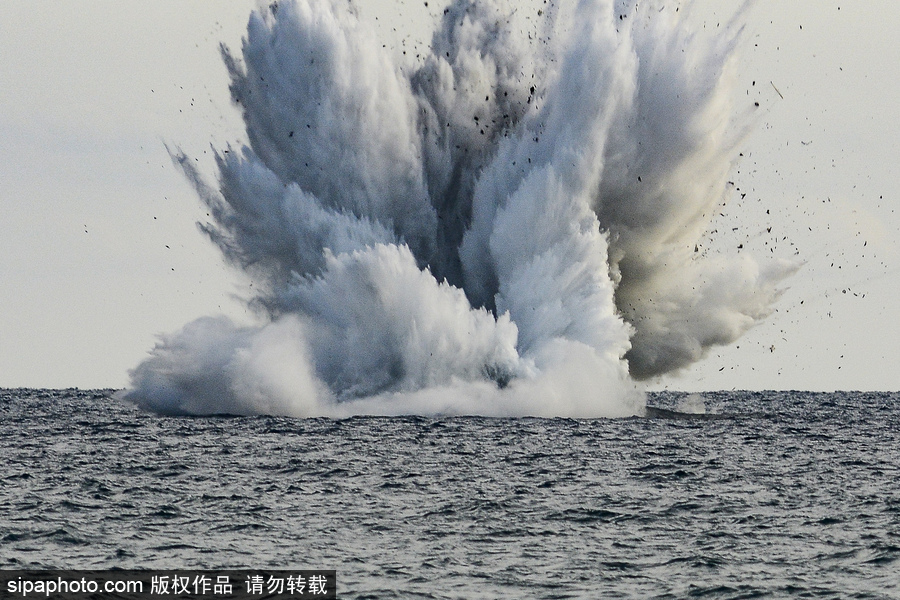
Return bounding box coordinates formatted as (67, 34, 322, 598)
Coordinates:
(0, 0, 897, 390)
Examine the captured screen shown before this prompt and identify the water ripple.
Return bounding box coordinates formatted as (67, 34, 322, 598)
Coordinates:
(1, 390, 899, 598)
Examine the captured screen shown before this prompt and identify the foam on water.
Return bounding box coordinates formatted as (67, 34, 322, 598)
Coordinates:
(124, 0, 797, 417)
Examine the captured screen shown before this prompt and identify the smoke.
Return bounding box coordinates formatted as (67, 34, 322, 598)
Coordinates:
(124, 0, 797, 417)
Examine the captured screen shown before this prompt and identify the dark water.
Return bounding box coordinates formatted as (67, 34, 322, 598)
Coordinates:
(1, 389, 898, 599)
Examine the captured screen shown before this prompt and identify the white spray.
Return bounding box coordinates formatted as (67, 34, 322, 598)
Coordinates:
(124, 0, 797, 417)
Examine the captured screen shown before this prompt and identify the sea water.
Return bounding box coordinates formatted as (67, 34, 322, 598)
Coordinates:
(2, 389, 897, 598)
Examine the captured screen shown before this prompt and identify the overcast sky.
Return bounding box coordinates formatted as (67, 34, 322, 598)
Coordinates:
(1, 0, 897, 391)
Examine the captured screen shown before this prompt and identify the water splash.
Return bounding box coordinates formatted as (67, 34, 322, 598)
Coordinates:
(124, 0, 797, 417)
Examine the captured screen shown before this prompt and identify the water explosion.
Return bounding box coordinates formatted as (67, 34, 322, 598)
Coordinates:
(125, 0, 797, 417)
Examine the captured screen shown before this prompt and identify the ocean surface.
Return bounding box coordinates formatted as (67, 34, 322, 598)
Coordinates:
(1, 389, 898, 599)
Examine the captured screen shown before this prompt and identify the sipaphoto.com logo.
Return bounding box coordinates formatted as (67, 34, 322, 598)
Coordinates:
(0, 570, 336, 599)
(6, 575, 142, 596)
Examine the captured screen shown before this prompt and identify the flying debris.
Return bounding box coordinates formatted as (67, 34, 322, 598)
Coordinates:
(770, 81, 784, 100)
(124, 0, 798, 418)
